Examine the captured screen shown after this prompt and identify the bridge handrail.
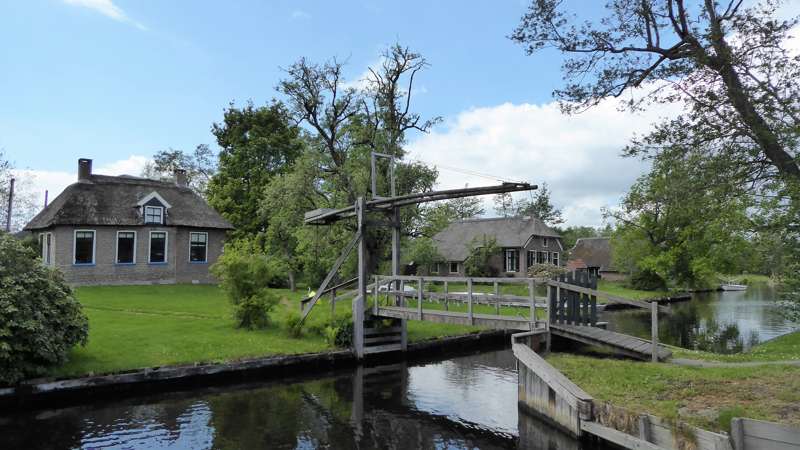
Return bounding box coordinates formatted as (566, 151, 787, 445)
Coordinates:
(547, 280, 670, 313)
(374, 274, 546, 284)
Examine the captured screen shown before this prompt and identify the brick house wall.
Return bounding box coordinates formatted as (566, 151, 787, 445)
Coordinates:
(39, 225, 226, 285)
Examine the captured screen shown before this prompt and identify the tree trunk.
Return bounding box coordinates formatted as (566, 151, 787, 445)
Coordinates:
(288, 270, 296, 292)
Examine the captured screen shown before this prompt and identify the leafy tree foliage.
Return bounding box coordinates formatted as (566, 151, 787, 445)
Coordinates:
(211, 240, 282, 329)
(206, 101, 305, 240)
(0, 151, 40, 232)
(142, 145, 216, 194)
(493, 192, 514, 218)
(464, 235, 500, 277)
(514, 183, 564, 225)
(272, 44, 440, 285)
(418, 197, 484, 238)
(403, 236, 443, 274)
(607, 151, 755, 288)
(0, 233, 88, 384)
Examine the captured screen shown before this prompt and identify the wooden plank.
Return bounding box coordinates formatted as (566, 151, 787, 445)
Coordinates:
(383, 290, 548, 305)
(741, 418, 800, 448)
(364, 335, 403, 345)
(362, 343, 403, 354)
(513, 343, 594, 419)
(364, 326, 402, 336)
(580, 421, 666, 450)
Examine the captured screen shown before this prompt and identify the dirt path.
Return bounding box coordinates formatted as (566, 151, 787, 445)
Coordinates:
(670, 358, 800, 368)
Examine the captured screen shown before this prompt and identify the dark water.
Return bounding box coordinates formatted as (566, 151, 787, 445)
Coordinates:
(0, 350, 613, 450)
(603, 283, 798, 353)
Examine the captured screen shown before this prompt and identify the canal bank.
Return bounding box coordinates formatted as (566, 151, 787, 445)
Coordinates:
(0, 329, 513, 412)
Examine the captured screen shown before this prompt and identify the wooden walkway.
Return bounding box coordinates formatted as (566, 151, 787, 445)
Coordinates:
(376, 306, 536, 331)
(550, 324, 672, 361)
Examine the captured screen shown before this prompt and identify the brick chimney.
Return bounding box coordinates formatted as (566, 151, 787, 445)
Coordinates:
(174, 169, 188, 187)
(78, 158, 92, 181)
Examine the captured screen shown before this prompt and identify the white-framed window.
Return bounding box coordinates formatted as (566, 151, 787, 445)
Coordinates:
(504, 249, 519, 273)
(431, 262, 440, 274)
(116, 230, 137, 264)
(149, 231, 168, 263)
(536, 250, 547, 264)
(552, 252, 559, 266)
(527, 250, 536, 268)
(449, 262, 459, 274)
(144, 206, 164, 225)
(73, 230, 96, 265)
(543, 237, 548, 247)
(189, 232, 208, 263)
(40, 232, 53, 265)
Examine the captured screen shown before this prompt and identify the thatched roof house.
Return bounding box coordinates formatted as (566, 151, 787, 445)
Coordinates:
(24, 158, 232, 285)
(567, 237, 623, 280)
(431, 216, 563, 277)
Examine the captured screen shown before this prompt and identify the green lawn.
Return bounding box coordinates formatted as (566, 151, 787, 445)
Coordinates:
(57, 284, 482, 378)
(597, 280, 670, 301)
(547, 353, 800, 432)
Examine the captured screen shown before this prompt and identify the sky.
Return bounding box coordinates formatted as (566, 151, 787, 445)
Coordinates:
(2, 1, 798, 227)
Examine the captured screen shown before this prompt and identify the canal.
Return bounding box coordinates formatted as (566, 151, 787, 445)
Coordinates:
(1, 349, 616, 450)
(603, 282, 798, 353)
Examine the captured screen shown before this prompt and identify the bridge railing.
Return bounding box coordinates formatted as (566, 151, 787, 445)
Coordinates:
(372, 274, 549, 328)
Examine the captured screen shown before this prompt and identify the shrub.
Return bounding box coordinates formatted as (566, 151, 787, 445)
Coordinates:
(464, 235, 500, 277)
(630, 269, 667, 291)
(324, 315, 354, 348)
(212, 244, 281, 329)
(527, 263, 568, 279)
(283, 311, 304, 338)
(0, 233, 88, 384)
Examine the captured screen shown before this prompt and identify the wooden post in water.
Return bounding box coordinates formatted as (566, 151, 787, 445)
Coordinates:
(467, 278, 474, 325)
(651, 301, 659, 362)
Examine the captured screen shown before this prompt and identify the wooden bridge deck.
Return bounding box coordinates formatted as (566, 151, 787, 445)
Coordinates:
(375, 306, 671, 361)
(550, 324, 672, 361)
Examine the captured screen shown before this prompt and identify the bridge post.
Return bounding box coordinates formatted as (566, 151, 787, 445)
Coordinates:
(529, 279, 536, 329)
(391, 206, 407, 351)
(353, 197, 366, 359)
(651, 301, 659, 362)
(467, 278, 474, 325)
(546, 284, 552, 352)
(494, 281, 500, 315)
(417, 277, 423, 320)
(444, 281, 449, 311)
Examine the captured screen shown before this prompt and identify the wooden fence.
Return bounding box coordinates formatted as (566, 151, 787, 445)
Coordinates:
(549, 271, 598, 326)
(731, 418, 800, 450)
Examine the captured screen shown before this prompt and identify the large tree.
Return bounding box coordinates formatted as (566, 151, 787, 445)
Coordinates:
(142, 145, 216, 194)
(512, 1, 800, 201)
(274, 44, 440, 284)
(206, 101, 305, 239)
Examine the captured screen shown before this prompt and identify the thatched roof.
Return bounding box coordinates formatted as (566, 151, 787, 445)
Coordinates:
(432, 216, 561, 261)
(568, 237, 615, 271)
(24, 175, 233, 230)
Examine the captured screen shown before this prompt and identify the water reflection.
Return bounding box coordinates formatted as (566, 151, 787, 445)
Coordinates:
(603, 283, 797, 353)
(0, 350, 611, 449)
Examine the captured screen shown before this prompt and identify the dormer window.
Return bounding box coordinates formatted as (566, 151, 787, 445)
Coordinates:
(144, 206, 164, 224)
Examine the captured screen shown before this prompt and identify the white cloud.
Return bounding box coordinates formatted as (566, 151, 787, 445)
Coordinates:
(13, 155, 152, 213)
(63, 0, 147, 31)
(407, 98, 681, 227)
(290, 9, 311, 20)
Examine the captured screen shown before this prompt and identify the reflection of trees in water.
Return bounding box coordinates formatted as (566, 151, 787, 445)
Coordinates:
(608, 301, 761, 354)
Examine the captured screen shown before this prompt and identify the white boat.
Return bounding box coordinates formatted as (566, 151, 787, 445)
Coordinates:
(720, 283, 747, 291)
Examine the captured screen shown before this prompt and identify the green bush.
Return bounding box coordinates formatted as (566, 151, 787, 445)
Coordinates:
(630, 269, 667, 291)
(0, 233, 88, 384)
(324, 315, 354, 348)
(283, 311, 304, 338)
(464, 235, 500, 277)
(212, 244, 281, 329)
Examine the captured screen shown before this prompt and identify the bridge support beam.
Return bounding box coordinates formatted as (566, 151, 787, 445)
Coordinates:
(354, 197, 366, 359)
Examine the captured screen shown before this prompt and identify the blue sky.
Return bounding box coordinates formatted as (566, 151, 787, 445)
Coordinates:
(4, 1, 796, 227)
(2, 0, 573, 170)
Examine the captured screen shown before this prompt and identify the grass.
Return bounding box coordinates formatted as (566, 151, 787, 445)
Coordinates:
(597, 280, 670, 301)
(547, 353, 800, 431)
(56, 284, 482, 378)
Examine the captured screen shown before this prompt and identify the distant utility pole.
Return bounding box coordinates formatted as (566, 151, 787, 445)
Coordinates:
(5, 178, 14, 232)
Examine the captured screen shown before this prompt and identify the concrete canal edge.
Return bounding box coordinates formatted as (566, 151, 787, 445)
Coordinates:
(0, 329, 513, 412)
